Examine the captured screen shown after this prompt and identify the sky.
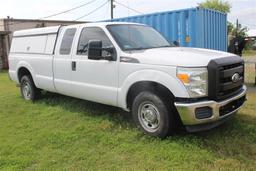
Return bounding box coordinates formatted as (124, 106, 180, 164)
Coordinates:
(0, 0, 255, 30)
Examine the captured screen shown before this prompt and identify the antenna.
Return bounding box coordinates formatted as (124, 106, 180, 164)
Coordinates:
(110, 0, 114, 19)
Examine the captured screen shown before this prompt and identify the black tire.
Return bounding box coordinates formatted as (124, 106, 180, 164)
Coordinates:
(20, 75, 41, 101)
(132, 91, 174, 138)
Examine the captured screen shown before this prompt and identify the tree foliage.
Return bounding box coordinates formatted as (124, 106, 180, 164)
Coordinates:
(198, 0, 231, 13)
(228, 22, 248, 38)
(228, 22, 250, 50)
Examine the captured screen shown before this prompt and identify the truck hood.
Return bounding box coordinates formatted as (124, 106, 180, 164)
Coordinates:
(124, 47, 235, 67)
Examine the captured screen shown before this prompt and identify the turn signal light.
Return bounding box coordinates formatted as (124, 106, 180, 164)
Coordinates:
(177, 73, 190, 83)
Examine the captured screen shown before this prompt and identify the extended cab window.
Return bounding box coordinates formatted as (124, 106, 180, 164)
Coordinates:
(60, 28, 76, 55)
(77, 27, 113, 55)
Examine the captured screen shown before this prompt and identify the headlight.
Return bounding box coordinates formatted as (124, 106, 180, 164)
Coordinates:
(177, 67, 208, 98)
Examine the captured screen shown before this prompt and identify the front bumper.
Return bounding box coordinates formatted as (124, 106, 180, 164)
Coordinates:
(174, 85, 247, 131)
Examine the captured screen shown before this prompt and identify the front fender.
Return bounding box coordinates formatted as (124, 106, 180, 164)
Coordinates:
(118, 69, 189, 110)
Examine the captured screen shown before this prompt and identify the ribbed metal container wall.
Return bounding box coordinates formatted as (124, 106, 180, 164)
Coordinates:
(109, 8, 227, 51)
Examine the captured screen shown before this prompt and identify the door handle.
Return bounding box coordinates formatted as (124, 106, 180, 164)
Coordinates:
(71, 61, 76, 71)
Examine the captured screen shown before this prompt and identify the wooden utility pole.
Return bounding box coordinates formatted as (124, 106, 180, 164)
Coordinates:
(110, 0, 114, 19)
(236, 19, 239, 37)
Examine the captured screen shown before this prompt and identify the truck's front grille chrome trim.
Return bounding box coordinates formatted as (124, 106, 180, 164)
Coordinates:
(208, 56, 244, 101)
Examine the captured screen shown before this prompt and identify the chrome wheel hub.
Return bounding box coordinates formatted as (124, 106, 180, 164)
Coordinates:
(22, 82, 31, 100)
(144, 110, 157, 123)
(138, 102, 160, 132)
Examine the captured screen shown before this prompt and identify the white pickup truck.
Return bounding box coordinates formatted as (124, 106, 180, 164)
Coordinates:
(8, 22, 246, 138)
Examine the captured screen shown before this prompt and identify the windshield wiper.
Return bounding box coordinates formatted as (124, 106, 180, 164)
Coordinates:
(152, 45, 173, 48)
(125, 47, 147, 51)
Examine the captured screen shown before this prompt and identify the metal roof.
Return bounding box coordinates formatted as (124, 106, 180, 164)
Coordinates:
(248, 29, 256, 38)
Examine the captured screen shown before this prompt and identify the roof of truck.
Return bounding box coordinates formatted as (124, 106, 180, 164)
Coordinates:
(66, 21, 145, 27)
(13, 22, 145, 37)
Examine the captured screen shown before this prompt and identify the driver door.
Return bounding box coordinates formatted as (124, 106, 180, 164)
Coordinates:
(70, 27, 118, 106)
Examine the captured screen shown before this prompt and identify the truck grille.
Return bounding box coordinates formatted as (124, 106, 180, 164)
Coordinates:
(208, 56, 244, 101)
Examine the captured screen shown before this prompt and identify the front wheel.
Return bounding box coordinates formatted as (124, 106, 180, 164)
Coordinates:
(132, 91, 174, 138)
(20, 75, 40, 101)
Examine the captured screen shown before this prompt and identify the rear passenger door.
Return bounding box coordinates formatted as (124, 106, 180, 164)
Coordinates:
(53, 27, 77, 95)
(70, 27, 118, 106)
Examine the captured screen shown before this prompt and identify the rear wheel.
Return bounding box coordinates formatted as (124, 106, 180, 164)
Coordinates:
(20, 75, 40, 101)
(132, 91, 174, 138)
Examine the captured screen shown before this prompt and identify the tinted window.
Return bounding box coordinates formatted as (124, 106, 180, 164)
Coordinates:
(77, 27, 113, 55)
(60, 28, 76, 55)
(107, 25, 173, 51)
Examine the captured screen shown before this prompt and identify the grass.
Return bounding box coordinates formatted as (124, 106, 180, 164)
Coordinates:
(0, 71, 256, 170)
(245, 62, 255, 85)
(243, 50, 256, 57)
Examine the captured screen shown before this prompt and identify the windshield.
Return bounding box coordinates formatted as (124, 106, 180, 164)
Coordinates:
(107, 24, 174, 51)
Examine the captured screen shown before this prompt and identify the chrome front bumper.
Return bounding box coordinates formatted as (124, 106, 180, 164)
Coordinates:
(175, 85, 247, 126)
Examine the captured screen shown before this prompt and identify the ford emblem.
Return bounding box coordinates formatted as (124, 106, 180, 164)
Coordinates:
(231, 73, 240, 83)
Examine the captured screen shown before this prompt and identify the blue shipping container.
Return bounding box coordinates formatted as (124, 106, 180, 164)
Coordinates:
(108, 8, 227, 51)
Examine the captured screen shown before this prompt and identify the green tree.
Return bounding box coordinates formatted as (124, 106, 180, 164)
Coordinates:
(228, 22, 250, 50)
(198, 0, 231, 13)
(229, 22, 248, 38)
(228, 22, 234, 34)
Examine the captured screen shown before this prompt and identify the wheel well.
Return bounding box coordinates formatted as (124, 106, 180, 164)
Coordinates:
(18, 67, 32, 83)
(126, 81, 175, 110)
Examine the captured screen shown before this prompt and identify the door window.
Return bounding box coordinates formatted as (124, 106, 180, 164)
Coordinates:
(77, 27, 113, 56)
(59, 28, 76, 55)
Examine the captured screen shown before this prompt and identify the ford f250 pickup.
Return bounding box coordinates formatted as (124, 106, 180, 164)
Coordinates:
(8, 22, 246, 138)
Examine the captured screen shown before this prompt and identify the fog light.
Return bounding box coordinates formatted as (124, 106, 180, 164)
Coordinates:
(195, 107, 213, 119)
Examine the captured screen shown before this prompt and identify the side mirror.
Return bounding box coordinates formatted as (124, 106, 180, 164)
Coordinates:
(173, 40, 180, 47)
(88, 40, 115, 61)
(88, 40, 103, 60)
